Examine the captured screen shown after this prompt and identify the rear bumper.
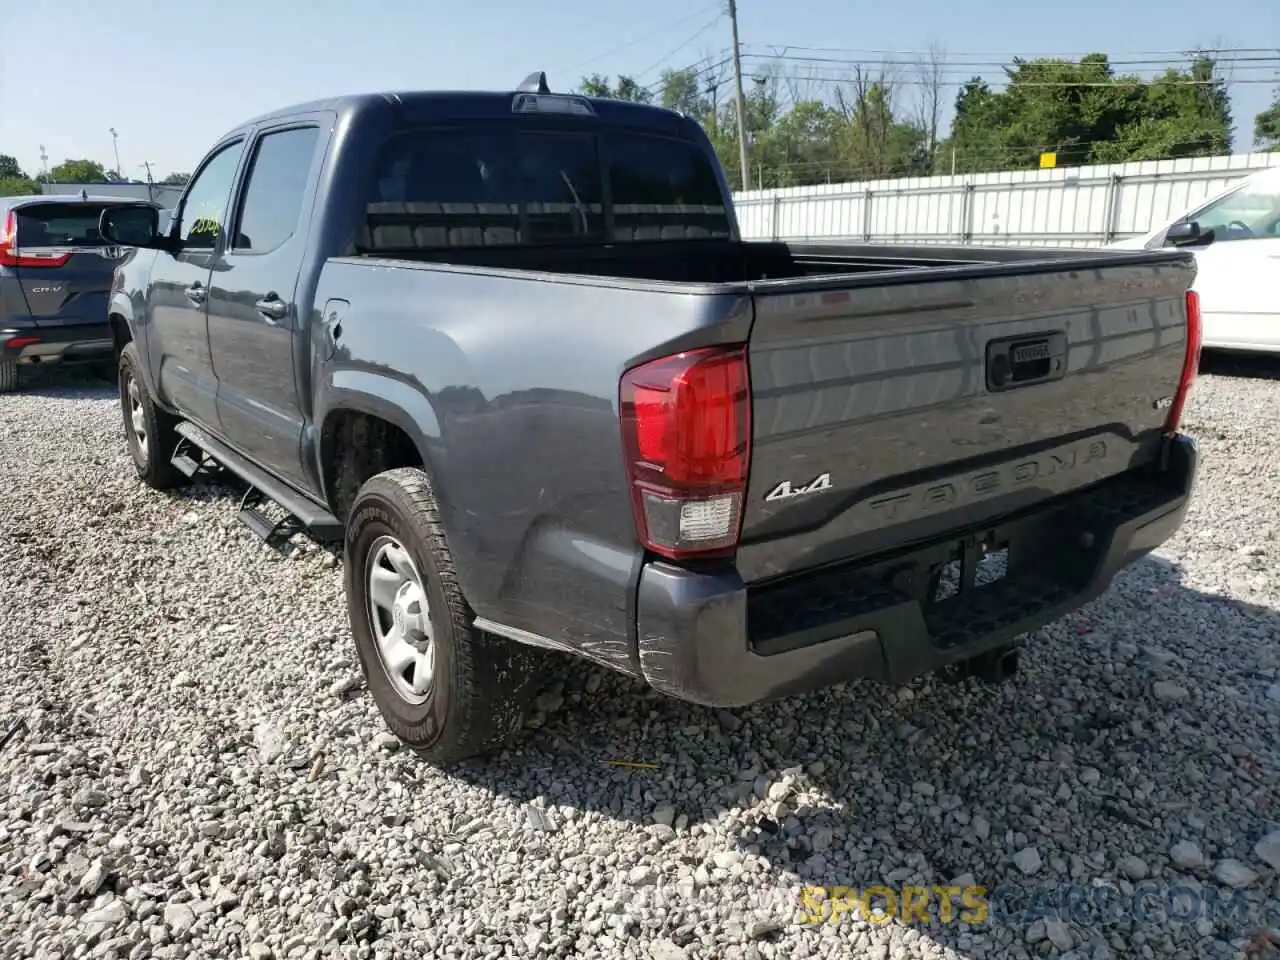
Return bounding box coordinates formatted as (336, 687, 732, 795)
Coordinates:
(635, 434, 1198, 708)
(0, 323, 113, 363)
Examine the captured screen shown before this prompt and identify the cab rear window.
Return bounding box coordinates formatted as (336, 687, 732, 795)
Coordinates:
(359, 126, 732, 252)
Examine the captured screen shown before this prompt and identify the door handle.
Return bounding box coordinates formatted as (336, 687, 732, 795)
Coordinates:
(255, 296, 289, 321)
(184, 283, 206, 305)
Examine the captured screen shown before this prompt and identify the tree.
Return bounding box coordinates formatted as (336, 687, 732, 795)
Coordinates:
(577, 74, 653, 103)
(941, 53, 1232, 173)
(0, 154, 23, 179)
(161, 172, 191, 186)
(48, 159, 108, 183)
(1256, 93, 1280, 150)
(913, 43, 947, 164)
(571, 49, 1245, 189)
(0, 176, 41, 197)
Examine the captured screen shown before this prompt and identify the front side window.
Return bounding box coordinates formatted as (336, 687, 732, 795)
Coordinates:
(1183, 170, 1280, 244)
(179, 141, 245, 251)
(232, 126, 320, 254)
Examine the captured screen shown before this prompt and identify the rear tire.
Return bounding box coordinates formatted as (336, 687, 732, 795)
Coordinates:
(344, 467, 544, 766)
(118, 342, 183, 490)
(0, 360, 18, 394)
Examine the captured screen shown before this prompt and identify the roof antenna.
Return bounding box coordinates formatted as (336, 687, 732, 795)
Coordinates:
(517, 72, 551, 94)
(80, 188, 88, 201)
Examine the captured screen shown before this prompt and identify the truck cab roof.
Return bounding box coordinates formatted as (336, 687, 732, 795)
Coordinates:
(226, 87, 689, 145)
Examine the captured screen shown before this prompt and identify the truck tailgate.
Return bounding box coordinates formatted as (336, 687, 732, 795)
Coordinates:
(738, 252, 1196, 583)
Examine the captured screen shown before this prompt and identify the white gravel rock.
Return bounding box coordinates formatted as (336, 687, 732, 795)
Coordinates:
(1255, 830, 1280, 871)
(1212, 858, 1259, 888)
(2, 360, 1279, 958)
(1171, 839, 1207, 870)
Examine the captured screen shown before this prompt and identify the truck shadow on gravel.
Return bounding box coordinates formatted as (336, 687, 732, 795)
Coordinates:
(1199, 350, 1280, 382)
(3, 364, 118, 399)
(445, 553, 1279, 954)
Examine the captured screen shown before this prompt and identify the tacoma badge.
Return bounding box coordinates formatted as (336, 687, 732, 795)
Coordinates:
(765, 473, 832, 502)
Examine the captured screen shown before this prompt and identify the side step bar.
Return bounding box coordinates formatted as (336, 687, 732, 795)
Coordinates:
(172, 422, 343, 545)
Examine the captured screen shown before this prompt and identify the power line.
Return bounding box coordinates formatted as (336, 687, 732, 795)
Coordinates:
(744, 67, 1275, 88)
(634, 13, 725, 81)
(744, 51, 1280, 74)
(643, 54, 733, 93)
(562, 2, 724, 75)
(742, 44, 1280, 60)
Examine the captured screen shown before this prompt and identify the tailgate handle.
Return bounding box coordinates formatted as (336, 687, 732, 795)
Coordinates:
(986, 332, 1067, 392)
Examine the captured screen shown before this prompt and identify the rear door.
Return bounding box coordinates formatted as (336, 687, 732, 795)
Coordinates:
(736, 252, 1195, 583)
(2, 201, 135, 328)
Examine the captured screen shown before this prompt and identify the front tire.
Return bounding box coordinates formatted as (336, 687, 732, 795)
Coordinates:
(344, 467, 543, 766)
(118, 342, 183, 490)
(0, 359, 18, 394)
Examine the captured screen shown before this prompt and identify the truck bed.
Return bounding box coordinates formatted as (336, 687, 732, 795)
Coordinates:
(351, 234, 1103, 286)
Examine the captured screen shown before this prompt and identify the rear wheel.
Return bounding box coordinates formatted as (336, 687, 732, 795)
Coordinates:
(0, 359, 18, 394)
(344, 467, 544, 766)
(118, 342, 183, 490)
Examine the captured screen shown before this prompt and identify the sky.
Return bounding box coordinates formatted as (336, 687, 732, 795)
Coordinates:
(1, 0, 1276, 181)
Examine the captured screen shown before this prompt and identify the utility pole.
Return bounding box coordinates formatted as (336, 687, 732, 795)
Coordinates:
(727, 0, 750, 191)
(39, 145, 49, 182)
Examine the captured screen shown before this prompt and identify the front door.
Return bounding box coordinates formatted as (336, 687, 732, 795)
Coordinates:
(206, 121, 326, 491)
(146, 139, 247, 428)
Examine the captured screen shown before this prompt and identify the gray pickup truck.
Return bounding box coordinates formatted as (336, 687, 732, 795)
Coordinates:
(100, 73, 1202, 766)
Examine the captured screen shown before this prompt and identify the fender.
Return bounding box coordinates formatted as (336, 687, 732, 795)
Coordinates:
(317, 367, 443, 487)
(316, 368, 510, 621)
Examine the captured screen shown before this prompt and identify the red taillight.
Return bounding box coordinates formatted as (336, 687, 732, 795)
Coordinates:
(0, 211, 72, 269)
(4, 336, 40, 349)
(1164, 290, 1202, 434)
(619, 344, 751, 560)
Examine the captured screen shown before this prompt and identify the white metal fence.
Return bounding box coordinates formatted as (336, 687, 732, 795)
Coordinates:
(733, 152, 1280, 248)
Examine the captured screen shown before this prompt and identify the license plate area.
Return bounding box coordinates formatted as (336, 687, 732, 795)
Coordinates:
(925, 531, 1010, 607)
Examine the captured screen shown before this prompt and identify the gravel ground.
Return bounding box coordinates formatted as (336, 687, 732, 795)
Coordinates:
(1, 359, 1278, 960)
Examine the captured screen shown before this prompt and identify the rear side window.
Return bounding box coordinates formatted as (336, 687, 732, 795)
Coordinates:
(232, 126, 320, 254)
(358, 125, 729, 253)
(607, 134, 732, 242)
(14, 203, 116, 247)
(364, 128, 604, 251)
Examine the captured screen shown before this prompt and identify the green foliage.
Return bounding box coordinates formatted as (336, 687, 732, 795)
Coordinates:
(581, 53, 1239, 187)
(0, 176, 41, 196)
(0, 154, 40, 195)
(945, 54, 1231, 173)
(1256, 93, 1280, 150)
(579, 74, 653, 104)
(161, 172, 191, 186)
(48, 159, 108, 183)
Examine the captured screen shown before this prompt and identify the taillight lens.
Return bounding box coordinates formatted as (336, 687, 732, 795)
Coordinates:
(0, 210, 72, 269)
(1164, 290, 1202, 434)
(619, 344, 751, 560)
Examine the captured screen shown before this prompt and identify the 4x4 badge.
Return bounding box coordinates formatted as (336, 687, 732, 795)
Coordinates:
(765, 473, 832, 502)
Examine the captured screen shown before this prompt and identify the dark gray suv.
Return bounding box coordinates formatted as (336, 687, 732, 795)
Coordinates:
(0, 194, 157, 392)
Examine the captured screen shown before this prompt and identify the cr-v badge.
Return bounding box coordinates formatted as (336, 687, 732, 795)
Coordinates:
(765, 473, 832, 502)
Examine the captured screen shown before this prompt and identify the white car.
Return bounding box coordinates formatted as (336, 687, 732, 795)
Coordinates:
(1110, 166, 1280, 354)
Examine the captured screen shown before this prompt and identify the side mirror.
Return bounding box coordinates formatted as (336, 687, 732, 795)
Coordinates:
(100, 204, 165, 249)
(1165, 220, 1207, 247)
